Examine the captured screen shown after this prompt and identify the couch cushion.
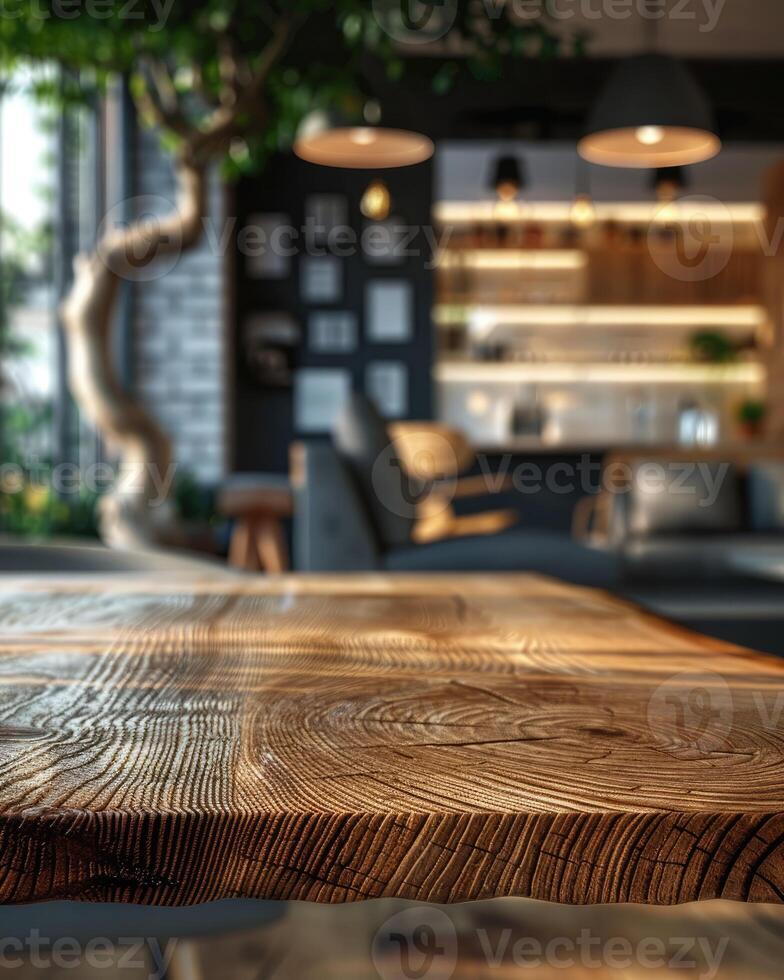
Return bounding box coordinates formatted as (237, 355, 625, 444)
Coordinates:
(333, 393, 413, 549)
(748, 463, 784, 531)
(626, 461, 742, 537)
(622, 533, 784, 578)
(385, 529, 620, 588)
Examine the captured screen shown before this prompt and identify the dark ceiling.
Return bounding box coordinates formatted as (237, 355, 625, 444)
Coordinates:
(371, 57, 784, 143)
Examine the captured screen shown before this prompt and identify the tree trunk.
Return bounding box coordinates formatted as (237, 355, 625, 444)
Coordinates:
(60, 159, 207, 550)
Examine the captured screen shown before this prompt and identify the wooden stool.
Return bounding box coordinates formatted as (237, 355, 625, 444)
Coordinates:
(218, 475, 293, 573)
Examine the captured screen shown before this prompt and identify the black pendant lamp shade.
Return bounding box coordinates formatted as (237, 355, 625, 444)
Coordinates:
(650, 165, 689, 201)
(490, 155, 526, 201)
(579, 54, 720, 168)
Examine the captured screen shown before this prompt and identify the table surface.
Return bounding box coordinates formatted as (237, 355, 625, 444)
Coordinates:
(0, 572, 783, 907)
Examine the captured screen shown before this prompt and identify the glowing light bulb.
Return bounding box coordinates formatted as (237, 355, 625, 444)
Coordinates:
(496, 180, 519, 203)
(570, 193, 596, 229)
(467, 391, 490, 416)
(636, 125, 665, 146)
(360, 180, 391, 221)
(350, 128, 377, 145)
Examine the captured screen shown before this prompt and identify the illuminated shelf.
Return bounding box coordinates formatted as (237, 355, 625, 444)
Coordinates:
(434, 201, 765, 225)
(435, 304, 769, 330)
(435, 362, 765, 385)
(437, 249, 587, 270)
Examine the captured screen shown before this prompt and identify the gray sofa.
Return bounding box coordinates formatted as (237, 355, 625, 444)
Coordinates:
(574, 457, 784, 657)
(590, 459, 784, 580)
(293, 395, 620, 588)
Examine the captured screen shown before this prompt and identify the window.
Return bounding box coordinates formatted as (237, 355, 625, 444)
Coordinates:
(0, 69, 128, 536)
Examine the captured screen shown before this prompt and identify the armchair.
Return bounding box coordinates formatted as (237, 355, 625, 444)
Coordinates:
(387, 421, 518, 543)
(292, 394, 619, 587)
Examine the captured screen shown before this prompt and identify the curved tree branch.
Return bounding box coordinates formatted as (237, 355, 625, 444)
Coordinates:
(59, 11, 303, 549)
(61, 161, 207, 549)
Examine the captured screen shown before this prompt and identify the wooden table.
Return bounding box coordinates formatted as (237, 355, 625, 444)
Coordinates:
(218, 474, 292, 573)
(0, 573, 783, 907)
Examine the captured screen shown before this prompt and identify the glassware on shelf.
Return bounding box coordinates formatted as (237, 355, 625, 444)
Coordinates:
(511, 390, 546, 439)
(677, 398, 720, 447)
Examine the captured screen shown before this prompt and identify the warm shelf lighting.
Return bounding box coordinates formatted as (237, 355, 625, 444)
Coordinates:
(438, 250, 586, 271)
(435, 362, 765, 385)
(360, 179, 392, 220)
(434, 304, 768, 329)
(570, 194, 597, 229)
(433, 201, 765, 225)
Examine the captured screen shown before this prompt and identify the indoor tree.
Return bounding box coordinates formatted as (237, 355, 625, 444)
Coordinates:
(0, 0, 558, 548)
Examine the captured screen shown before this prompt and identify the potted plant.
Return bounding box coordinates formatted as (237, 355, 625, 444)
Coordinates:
(736, 398, 768, 440)
(689, 330, 738, 364)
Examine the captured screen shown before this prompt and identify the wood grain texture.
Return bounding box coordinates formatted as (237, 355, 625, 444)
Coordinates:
(0, 573, 783, 907)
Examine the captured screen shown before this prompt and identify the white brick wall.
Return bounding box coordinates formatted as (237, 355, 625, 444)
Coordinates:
(132, 128, 227, 485)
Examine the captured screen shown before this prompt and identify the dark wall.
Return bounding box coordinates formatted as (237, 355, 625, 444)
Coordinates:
(231, 152, 434, 473)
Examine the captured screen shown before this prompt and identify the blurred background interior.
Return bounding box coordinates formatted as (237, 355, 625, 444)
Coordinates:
(3, 2, 784, 650)
(4, 3, 784, 977)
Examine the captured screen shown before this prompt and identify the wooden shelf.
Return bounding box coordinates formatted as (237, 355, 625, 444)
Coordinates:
(436, 361, 765, 385)
(435, 304, 768, 329)
(434, 200, 765, 225)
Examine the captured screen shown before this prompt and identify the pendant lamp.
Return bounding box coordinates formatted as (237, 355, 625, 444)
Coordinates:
(489, 155, 526, 201)
(578, 53, 720, 169)
(294, 109, 433, 169)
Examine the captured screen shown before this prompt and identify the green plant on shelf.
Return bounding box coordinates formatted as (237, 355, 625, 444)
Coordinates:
(688, 329, 739, 364)
(736, 398, 768, 438)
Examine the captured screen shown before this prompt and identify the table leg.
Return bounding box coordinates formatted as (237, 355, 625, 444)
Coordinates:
(255, 517, 289, 574)
(228, 520, 260, 571)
